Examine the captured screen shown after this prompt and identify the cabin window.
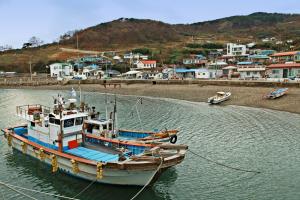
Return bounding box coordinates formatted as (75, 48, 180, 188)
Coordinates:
(108, 123, 112, 130)
(102, 124, 107, 130)
(49, 117, 55, 124)
(44, 120, 49, 127)
(87, 124, 93, 133)
(64, 118, 74, 128)
(55, 119, 61, 125)
(31, 122, 35, 127)
(75, 117, 84, 125)
(49, 117, 61, 125)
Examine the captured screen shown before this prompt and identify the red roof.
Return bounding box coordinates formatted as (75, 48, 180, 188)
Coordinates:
(141, 60, 156, 64)
(270, 51, 299, 57)
(267, 63, 300, 69)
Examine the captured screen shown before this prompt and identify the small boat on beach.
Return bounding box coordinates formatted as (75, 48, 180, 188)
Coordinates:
(1, 93, 187, 186)
(265, 88, 288, 99)
(208, 92, 231, 104)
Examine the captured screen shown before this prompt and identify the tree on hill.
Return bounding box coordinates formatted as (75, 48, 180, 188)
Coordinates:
(22, 36, 43, 48)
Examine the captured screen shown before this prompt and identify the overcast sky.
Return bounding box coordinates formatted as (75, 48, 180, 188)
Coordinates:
(0, 0, 299, 48)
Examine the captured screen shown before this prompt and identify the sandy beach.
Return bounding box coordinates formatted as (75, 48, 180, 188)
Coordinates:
(2, 83, 300, 114)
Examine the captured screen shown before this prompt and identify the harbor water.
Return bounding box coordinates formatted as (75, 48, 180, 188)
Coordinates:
(0, 89, 300, 200)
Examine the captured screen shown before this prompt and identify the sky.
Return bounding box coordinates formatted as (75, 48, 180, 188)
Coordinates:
(0, 0, 299, 48)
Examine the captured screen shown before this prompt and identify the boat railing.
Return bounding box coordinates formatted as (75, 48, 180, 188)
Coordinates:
(16, 104, 52, 121)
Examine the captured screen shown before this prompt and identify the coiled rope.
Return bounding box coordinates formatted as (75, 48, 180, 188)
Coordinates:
(130, 156, 163, 200)
(188, 149, 261, 174)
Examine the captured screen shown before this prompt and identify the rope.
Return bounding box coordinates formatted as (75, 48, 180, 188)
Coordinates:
(0, 181, 38, 200)
(130, 157, 163, 200)
(0, 180, 79, 200)
(188, 149, 261, 174)
(73, 179, 97, 198)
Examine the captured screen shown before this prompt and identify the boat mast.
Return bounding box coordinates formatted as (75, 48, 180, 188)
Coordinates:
(58, 96, 64, 152)
(105, 93, 108, 120)
(112, 94, 117, 132)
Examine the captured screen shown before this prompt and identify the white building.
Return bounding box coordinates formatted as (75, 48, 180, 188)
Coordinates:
(237, 66, 266, 79)
(226, 43, 247, 56)
(49, 63, 73, 79)
(136, 60, 156, 69)
(123, 53, 148, 60)
(194, 69, 210, 79)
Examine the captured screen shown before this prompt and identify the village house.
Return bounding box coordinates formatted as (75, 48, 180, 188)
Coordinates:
(136, 60, 157, 69)
(183, 54, 207, 66)
(248, 54, 270, 64)
(267, 63, 300, 79)
(270, 51, 300, 63)
(226, 43, 247, 56)
(222, 66, 238, 78)
(123, 53, 148, 60)
(237, 61, 266, 79)
(123, 70, 143, 79)
(49, 63, 73, 79)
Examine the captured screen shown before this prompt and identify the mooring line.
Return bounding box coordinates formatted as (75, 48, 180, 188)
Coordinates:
(73, 179, 97, 198)
(0, 181, 38, 200)
(130, 156, 163, 200)
(188, 149, 261, 174)
(0, 180, 79, 200)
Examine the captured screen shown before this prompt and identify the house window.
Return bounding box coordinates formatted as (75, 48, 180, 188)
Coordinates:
(246, 72, 251, 76)
(272, 69, 280, 74)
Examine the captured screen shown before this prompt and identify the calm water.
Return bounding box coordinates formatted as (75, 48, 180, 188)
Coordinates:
(0, 89, 300, 200)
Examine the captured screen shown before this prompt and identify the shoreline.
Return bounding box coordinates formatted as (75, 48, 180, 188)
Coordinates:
(1, 83, 300, 114)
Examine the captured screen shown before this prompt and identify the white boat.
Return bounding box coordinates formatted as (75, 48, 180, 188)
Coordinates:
(265, 88, 288, 99)
(1, 93, 187, 186)
(208, 92, 231, 104)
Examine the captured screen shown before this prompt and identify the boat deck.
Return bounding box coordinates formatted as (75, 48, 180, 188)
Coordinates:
(65, 147, 119, 162)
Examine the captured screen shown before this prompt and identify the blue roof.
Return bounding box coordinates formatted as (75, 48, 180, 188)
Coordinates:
(259, 50, 276, 56)
(175, 68, 196, 73)
(237, 61, 253, 65)
(249, 55, 270, 59)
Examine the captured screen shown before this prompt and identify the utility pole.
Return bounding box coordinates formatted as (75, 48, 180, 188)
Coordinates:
(29, 55, 32, 81)
(76, 33, 79, 59)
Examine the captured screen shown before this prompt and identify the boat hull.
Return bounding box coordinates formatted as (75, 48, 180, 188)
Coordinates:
(2, 129, 185, 186)
(208, 92, 231, 104)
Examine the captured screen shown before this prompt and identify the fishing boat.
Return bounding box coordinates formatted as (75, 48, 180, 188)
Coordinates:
(265, 88, 288, 99)
(1, 94, 187, 186)
(207, 92, 231, 104)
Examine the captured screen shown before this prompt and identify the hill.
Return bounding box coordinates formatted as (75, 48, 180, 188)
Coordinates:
(1, 12, 300, 72)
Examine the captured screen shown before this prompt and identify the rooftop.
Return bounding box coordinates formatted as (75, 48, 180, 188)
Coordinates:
(271, 51, 299, 57)
(267, 63, 300, 68)
(141, 60, 156, 64)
